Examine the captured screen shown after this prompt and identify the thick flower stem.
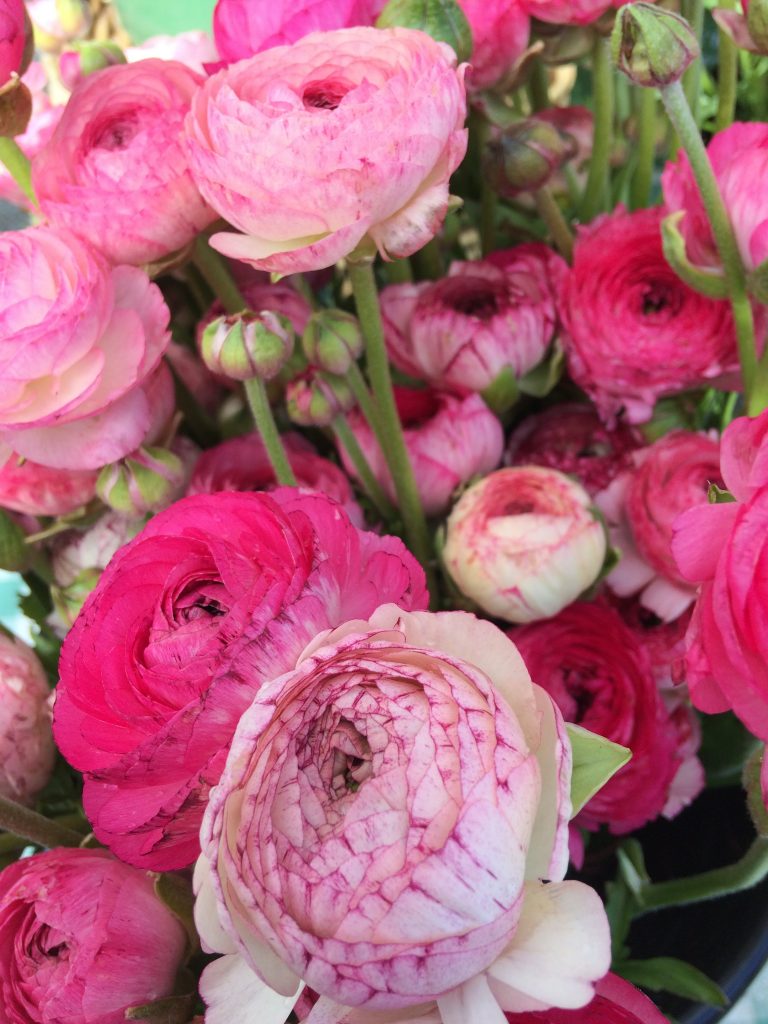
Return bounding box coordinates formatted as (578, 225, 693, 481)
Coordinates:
(0, 138, 35, 206)
(637, 838, 768, 913)
(346, 362, 384, 437)
(332, 415, 396, 521)
(0, 795, 84, 849)
(534, 187, 574, 263)
(579, 36, 615, 222)
(348, 258, 435, 586)
(243, 377, 297, 487)
(682, 0, 705, 121)
(192, 235, 247, 315)
(714, 0, 739, 132)
(528, 61, 550, 113)
(660, 81, 759, 408)
(630, 87, 657, 211)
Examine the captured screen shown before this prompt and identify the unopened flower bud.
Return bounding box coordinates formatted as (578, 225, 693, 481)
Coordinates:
(0, 79, 31, 137)
(0, 635, 55, 804)
(286, 371, 355, 427)
(96, 446, 185, 516)
(51, 567, 101, 630)
(59, 40, 126, 92)
(28, 0, 91, 50)
(747, 0, 768, 51)
(302, 309, 364, 376)
(612, 3, 699, 88)
(201, 311, 294, 382)
(483, 118, 574, 198)
(377, 0, 473, 62)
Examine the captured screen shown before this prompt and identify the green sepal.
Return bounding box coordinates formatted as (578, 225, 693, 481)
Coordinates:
(376, 0, 473, 62)
(661, 211, 728, 299)
(518, 344, 565, 397)
(616, 957, 729, 1008)
(566, 722, 632, 817)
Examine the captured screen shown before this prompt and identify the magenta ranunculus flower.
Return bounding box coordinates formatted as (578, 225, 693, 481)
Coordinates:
(0, 455, 97, 516)
(213, 0, 384, 62)
(32, 59, 216, 266)
(340, 387, 504, 516)
(0, 0, 31, 88)
(457, 0, 530, 90)
(505, 973, 668, 1023)
(0, 226, 170, 471)
(0, 636, 54, 804)
(596, 431, 723, 621)
(382, 245, 565, 395)
(443, 466, 606, 623)
(0, 847, 187, 1024)
(561, 207, 747, 423)
(520, 0, 615, 25)
(514, 602, 703, 833)
(195, 606, 610, 1019)
(53, 491, 427, 870)
(662, 122, 768, 272)
(184, 27, 468, 274)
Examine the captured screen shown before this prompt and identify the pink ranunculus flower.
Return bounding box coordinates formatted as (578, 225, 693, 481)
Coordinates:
(561, 207, 748, 424)
(188, 432, 363, 526)
(596, 431, 723, 621)
(506, 403, 644, 496)
(382, 245, 565, 395)
(125, 30, 219, 73)
(184, 27, 468, 275)
(0, 63, 62, 210)
(32, 59, 216, 267)
(0, 636, 55, 804)
(0, 847, 187, 1024)
(514, 602, 703, 833)
(662, 122, 768, 273)
(340, 387, 504, 517)
(195, 605, 610, 1020)
(672, 408, 768, 740)
(213, 0, 385, 62)
(506, 973, 668, 1023)
(457, 0, 530, 90)
(0, 454, 97, 516)
(53, 491, 427, 870)
(0, 0, 30, 88)
(443, 467, 607, 623)
(0, 226, 171, 471)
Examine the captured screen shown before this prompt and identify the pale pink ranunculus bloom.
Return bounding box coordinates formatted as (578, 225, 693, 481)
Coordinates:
(125, 30, 219, 73)
(662, 122, 768, 273)
(195, 605, 610, 1022)
(184, 27, 468, 275)
(596, 431, 723, 622)
(0, 847, 187, 1024)
(0, 226, 171, 471)
(0, 635, 55, 804)
(457, 0, 530, 90)
(340, 387, 504, 516)
(33, 59, 216, 267)
(212, 0, 385, 62)
(0, 454, 97, 516)
(382, 245, 565, 395)
(443, 467, 607, 624)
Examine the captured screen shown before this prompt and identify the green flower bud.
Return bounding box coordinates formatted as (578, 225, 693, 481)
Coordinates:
(302, 309, 364, 376)
(483, 117, 574, 198)
(286, 371, 355, 428)
(96, 447, 185, 516)
(612, 3, 699, 88)
(747, 0, 768, 52)
(51, 568, 102, 630)
(376, 0, 473, 62)
(200, 312, 295, 382)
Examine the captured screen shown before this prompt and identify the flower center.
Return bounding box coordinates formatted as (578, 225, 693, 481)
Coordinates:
(441, 277, 505, 319)
(301, 78, 351, 111)
(89, 112, 140, 151)
(640, 282, 681, 318)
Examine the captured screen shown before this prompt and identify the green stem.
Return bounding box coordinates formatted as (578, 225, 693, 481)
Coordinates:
(579, 36, 615, 222)
(682, 0, 705, 122)
(192, 236, 247, 315)
(638, 838, 768, 913)
(660, 81, 759, 409)
(534, 187, 574, 263)
(412, 238, 444, 281)
(291, 273, 318, 310)
(243, 377, 297, 486)
(347, 259, 435, 589)
(0, 795, 84, 849)
(715, 0, 739, 132)
(0, 138, 35, 206)
(383, 258, 414, 285)
(332, 415, 396, 521)
(528, 61, 550, 113)
(630, 87, 657, 210)
(347, 362, 384, 437)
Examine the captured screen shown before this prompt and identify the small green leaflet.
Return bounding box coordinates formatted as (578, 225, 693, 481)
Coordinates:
(567, 723, 632, 817)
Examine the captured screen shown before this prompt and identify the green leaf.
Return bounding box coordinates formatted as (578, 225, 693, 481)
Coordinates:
(154, 873, 199, 955)
(616, 957, 729, 1008)
(481, 367, 519, 416)
(708, 482, 736, 503)
(566, 723, 632, 817)
(661, 211, 729, 299)
(517, 344, 565, 398)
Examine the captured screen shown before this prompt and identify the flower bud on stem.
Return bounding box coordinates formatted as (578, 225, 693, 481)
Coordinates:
(0, 793, 84, 849)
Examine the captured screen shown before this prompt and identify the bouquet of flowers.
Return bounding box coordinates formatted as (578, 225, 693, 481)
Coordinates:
(0, 0, 767, 1021)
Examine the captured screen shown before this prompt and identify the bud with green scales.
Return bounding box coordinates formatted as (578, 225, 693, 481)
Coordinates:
(483, 117, 575, 198)
(96, 447, 185, 516)
(302, 310, 364, 376)
(611, 3, 699, 88)
(200, 311, 295, 382)
(286, 372, 356, 428)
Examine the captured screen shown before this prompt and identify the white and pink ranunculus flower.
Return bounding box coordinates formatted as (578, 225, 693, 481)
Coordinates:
(0, 635, 55, 805)
(184, 27, 468, 274)
(195, 606, 610, 1024)
(0, 226, 170, 471)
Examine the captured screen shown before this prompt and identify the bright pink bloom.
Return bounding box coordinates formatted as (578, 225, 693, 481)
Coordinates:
(341, 388, 504, 516)
(125, 30, 219, 73)
(196, 606, 610, 1017)
(506, 403, 644, 496)
(520, 0, 615, 25)
(189, 432, 363, 526)
(53, 491, 427, 869)
(0, 63, 61, 210)
(561, 207, 746, 423)
(457, 0, 530, 90)
(514, 602, 702, 832)
(213, 0, 385, 62)
(662, 122, 768, 272)
(184, 28, 468, 274)
(33, 59, 216, 266)
(382, 245, 565, 394)
(506, 972, 668, 1023)
(0, 636, 54, 804)
(0, 0, 29, 87)
(597, 431, 723, 621)
(0, 227, 170, 471)
(0, 847, 187, 1024)
(444, 466, 606, 623)
(0, 455, 97, 516)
